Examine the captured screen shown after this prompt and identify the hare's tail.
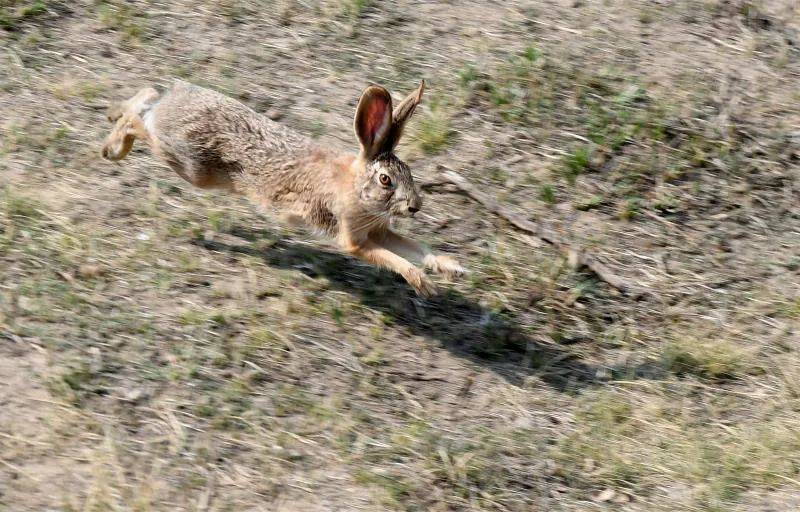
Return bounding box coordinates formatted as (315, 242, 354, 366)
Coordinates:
(101, 87, 160, 161)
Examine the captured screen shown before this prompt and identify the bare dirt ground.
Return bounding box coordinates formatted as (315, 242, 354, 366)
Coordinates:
(1, 0, 799, 510)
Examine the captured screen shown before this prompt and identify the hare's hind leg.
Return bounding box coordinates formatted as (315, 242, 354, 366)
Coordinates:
(106, 87, 159, 123)
(101, 87, 159, 161)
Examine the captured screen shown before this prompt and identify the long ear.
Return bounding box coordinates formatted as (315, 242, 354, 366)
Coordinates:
(354, 85, 393, 160)
(387, 80, 425, 151)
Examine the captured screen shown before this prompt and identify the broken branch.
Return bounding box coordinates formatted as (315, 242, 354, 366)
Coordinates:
(420, 167, 647, 298)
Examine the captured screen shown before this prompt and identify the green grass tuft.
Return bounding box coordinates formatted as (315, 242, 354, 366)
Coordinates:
(539, 183, 556, 204)
(340, 0, 371, 18)
(2, 188, 44, 221)
(415, 105, 453, 154)
(662, 338, 760, 381)
(562, 146, 591, 185)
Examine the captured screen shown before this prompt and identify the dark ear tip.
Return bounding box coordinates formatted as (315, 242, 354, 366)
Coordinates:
(362, 84, 392, 99)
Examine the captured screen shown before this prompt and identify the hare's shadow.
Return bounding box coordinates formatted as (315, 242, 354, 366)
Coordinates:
(194, 227, 599, 391)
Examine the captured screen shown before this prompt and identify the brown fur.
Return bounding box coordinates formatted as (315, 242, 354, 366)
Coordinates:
(101, 80, 464, 296)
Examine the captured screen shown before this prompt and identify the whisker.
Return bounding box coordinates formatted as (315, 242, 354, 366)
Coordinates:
(349, 214, 388, 233)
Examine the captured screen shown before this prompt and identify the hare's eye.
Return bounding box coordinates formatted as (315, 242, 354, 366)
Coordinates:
(379, 174, 392, 187)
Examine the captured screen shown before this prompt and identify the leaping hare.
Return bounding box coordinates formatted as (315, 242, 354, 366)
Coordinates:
(101, 80, 464, 296)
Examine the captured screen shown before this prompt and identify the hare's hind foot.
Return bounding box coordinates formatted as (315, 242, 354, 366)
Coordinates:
(102, 87, 159, 161)
(102, 114, 146, 161)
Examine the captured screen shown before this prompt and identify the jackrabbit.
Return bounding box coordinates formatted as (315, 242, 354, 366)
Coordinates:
(101, 80, 464, 296)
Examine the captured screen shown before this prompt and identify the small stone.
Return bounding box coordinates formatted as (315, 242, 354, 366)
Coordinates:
(590, 149, 609, 169)
(612, 492, 632, 504)
(592, 488, 616, 502)
(78, 264, 103, 278)
(543, 459, 559, 476)
(527, 289, 545, 305)
(17, 296, 35, 312)
(266, 108, 283, 120)
(124, 388, 145, 402)
(88, 347, 102, 373)
(58, 270, 76, 282)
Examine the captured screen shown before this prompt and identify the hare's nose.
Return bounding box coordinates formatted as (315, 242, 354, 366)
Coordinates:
(409, 194, 422, 213)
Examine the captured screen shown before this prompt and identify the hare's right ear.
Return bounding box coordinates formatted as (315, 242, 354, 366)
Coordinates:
(387, 80, 424, 150)
(354, 85, 393, 160)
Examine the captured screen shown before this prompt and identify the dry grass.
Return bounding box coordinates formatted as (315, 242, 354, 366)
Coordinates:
(2, 0, 800, 510)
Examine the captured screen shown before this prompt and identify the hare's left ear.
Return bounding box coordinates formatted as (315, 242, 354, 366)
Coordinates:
(354, 85, 393, 160)
(386, 80, 425, 151)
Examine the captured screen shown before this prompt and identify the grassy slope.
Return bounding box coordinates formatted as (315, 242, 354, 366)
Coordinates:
(1, 0, 799, 510)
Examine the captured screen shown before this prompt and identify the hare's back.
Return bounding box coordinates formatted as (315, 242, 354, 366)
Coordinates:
(147, 81, 310, 160)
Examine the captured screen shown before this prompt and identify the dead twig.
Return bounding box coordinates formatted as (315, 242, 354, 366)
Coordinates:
(686, 30, 745, 53)
(420, 167, 647, 298)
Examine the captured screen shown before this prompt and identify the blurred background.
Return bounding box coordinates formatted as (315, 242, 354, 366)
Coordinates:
(1, 1, 799, 510)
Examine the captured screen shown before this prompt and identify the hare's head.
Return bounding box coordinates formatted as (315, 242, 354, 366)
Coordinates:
(352, 81, 425, 218)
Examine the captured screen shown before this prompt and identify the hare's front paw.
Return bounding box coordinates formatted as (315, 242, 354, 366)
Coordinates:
(424, 254, 466, 278)
(404, 267, 438, 298)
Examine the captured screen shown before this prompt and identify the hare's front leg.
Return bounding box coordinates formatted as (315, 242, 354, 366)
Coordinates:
(379, 230, 465, 278)
(343, 238, 437, 298)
